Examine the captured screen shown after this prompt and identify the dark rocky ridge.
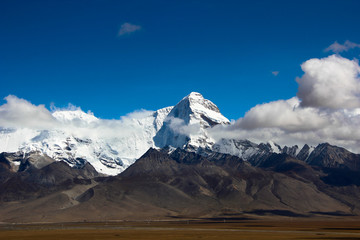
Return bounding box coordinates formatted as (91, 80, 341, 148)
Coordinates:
(0, 152, 99, 202)
(306, 143, 360, 170)
(1, 143, 360, 222)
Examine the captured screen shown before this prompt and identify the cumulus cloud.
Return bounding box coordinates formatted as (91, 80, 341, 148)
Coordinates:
(167, 117, 201, 136)
(0, 95, 155, 140)
(209, 54, 360, 153)
(325, 40, 360, 53)
(61, 108, 155, 140)
(118, 22, 141, 36)
(0, 95, 57, 129)
(237, 97, 328, 132)
(209, 101, 360, 152)
(296, 55, 360, 109)
(272, 71, 279, 76)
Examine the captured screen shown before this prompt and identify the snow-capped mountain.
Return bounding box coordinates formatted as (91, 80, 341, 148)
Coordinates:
(212, 138, 315, 166)
(154, 92, 230, 151)
(0, 92, 315, 175)
(0, 106, 173, 175)
(2, 92, 232, 175)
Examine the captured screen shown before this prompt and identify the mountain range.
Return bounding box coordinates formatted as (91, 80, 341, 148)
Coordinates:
(1, 92, 360, 222)
(0, 92, 319, 175)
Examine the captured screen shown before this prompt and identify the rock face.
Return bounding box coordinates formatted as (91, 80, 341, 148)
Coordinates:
(212, 139, 318, 167)
(296, 144, 313, 161)
(0, 152, 99, 202)
(306, 143, 360, 170)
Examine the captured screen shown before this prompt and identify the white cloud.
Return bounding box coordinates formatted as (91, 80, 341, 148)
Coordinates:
(296, 55, 360, 109)
(208, 54, 360, 153)
(209, 101, 360, 152)
(167, 117, 201, 136)
(272, 71, 279, 76)
(61, 109, 155, 140)
(236, 97, 328, 132)
(0, 95, 57, 129)
(325, 40, 360, 53)
(118, 22, 141, 36)
(0, 95, 154, 140)
(123, 109, 154, 119)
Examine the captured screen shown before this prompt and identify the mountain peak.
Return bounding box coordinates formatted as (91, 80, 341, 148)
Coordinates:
(153, 92, 229, 150)
(183, 92, 204, 100)
(180, 92, 222, 115)
(164, 92, 229, 128)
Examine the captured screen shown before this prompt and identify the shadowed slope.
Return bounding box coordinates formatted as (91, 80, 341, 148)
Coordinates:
(0, 148, 359, 222)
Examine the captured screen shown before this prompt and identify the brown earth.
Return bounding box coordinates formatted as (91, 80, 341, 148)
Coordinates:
(1, 218, 360, 240)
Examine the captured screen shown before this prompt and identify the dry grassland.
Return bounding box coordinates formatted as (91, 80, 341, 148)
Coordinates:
(1, 218, 360, 240)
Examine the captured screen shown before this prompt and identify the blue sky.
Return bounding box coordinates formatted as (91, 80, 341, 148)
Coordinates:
(1, 0, 360, 120)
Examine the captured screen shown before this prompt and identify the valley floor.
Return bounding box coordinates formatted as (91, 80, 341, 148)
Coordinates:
(1, 217, 360, 240)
